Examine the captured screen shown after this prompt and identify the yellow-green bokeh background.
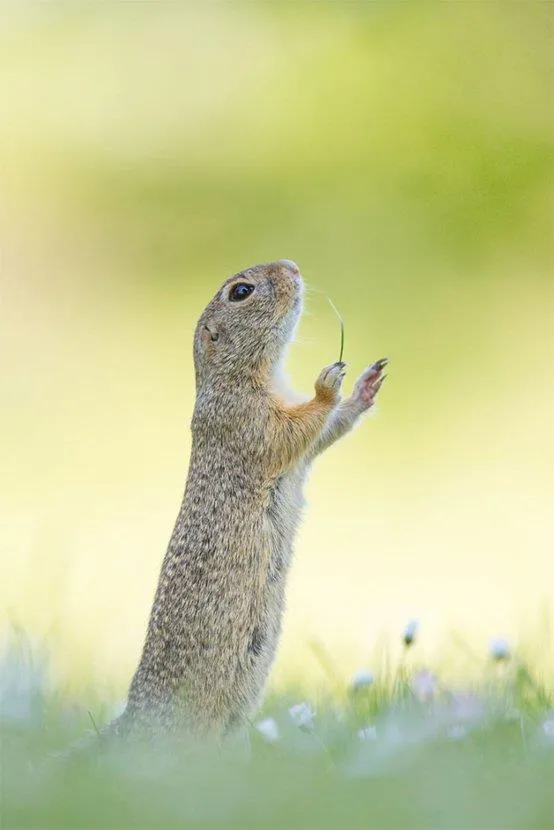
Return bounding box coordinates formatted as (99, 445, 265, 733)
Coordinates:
(2, 3, 553, 695)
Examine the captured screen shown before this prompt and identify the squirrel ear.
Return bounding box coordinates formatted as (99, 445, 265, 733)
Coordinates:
(200, 323, 219, 345)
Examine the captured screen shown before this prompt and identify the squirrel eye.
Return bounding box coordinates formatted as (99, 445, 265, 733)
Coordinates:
(229, 283, 255, 302)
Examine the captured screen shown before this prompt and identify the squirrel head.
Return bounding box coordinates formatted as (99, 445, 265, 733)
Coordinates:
(193, 260, 303, 389)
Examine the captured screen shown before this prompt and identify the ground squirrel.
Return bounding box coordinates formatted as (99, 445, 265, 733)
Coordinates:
(116, 260, 386, 740)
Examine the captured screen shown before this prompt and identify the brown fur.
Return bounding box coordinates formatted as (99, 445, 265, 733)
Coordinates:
(116, 260, 387, 740)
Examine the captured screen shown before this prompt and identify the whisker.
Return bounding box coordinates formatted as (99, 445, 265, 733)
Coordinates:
(301, 282, 346, 361)
(292, 336, 318, 347)
(303, 283, 328, 296)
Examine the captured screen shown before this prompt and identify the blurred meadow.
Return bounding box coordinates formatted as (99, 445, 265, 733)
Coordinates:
(1, 0, 554, 708)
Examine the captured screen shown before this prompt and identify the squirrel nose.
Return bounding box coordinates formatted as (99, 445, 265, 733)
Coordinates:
(277, 259, 300, 276)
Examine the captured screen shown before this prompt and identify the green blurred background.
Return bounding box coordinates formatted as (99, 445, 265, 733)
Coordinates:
(1, 2, 553, 697)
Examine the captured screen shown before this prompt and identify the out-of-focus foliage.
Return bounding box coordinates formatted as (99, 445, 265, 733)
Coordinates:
(2, 637, 554, 830)
(1, 3, 553, 693)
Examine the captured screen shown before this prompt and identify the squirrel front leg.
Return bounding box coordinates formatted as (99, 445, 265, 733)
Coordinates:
(268, 361, 345, 475)
(309, 358, 387, 458)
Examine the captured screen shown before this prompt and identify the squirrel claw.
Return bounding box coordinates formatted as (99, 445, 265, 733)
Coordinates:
(315, 361, 346, 402)
(352, 359, 388, 409)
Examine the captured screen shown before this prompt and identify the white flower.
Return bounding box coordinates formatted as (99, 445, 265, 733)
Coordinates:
(410, 669, 438, 703)
(450, 693, 484, 724)
(256, 717, 279, 743)
(288, 702, 315, 729)
(357, 724, 377, 741)
(446, 724, 467, 741)
(490, 637, 510, 661)
(402, 619, 419, 647)
(349, 670, 376, 693)
(541, 719, 554, 740)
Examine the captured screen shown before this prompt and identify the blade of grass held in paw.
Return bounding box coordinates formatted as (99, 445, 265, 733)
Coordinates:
(326, 296, 345, 363)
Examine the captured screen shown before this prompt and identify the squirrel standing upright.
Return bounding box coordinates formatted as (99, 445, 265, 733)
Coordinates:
(118, 259, 386, 739)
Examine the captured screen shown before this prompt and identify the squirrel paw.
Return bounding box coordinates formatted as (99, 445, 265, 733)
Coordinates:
(352, 358, 388, 410)
(315, 361, 346, 404)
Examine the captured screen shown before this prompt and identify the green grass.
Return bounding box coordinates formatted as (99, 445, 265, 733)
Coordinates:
(2, 638, 554, 829)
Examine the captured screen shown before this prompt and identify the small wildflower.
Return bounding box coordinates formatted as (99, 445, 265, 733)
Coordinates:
(410, 669, 438, 703)
(446, 724, 467, 741)
(402, 619, 419, 647)
(256, 717, 279, 743)
(542, 719, 554, 740)
(288, 702, 315, 729)
(357, 724, 377, 741)
(450, 692, 485, 725)
(349, 670, 376, 693)
(490, 637, 510, 661)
